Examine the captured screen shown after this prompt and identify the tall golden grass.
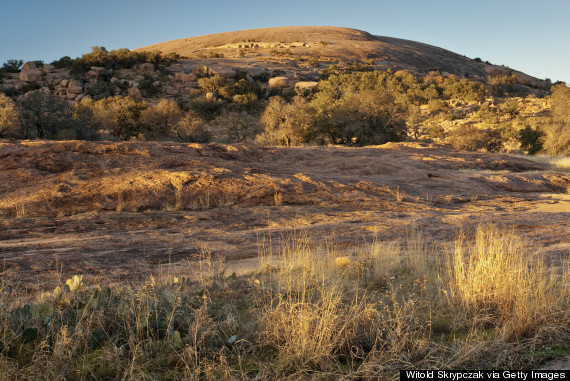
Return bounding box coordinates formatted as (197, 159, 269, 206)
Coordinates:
(0, 225, 568, 379)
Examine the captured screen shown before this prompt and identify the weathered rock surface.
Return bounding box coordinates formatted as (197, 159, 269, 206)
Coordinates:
(22, 61, 37, 70)
(294, 81, 319, 94)
(205, 65, 236, 78)
(128, 86, 143, 100)
(68, 80, 83, 94)
(174, 72, 197, 82)
(139, 63, 155, 73)
(20, 68, 42, 83)
(268, 76, 289, 88)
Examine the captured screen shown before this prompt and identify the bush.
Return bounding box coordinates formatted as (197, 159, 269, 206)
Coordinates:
(518, 125, 544, 154)
(50, 56, 74, 69)
(543, 84, 570, 155)
(172, 111, 211, 142)
(19, 92, 69, 139)
(84, 82, 115, 100)
(312, 88, 407, 145)
(140, 99, 183, 139)
(259, 96, 315, 146)
(19, 92, 97, 140)
(138, 75, 159, 98)
(0, 93, 21, 138)
(446, 124, 502, 151)
(197, 75, 227, 95)
(0, 59, 23, 73)
(210, 111, 262, 143)
(86, 96, 148, 139)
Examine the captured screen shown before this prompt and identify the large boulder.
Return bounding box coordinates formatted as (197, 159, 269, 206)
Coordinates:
(294, 81, 319, 95)
(22, 61, 37, 70)
(128, 86, 143, 100)
(138, 63, 155, 73)
(87, 66, 109, 78)
(268, 76, 289, 89)
(68, 79, 83, 94)
(174, 72, 198, 82)
(206, 65, 236, 78)
(20, 61, 42, 82)
(513, 71, 548, 89)
(19, 68, 42, 83)
(43, 64, 55, 73)
(165, 86, 178, 95)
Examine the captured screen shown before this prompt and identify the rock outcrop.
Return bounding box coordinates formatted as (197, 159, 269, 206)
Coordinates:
(294, 81, 319, 94)
(128, 86, 143, 100)
(268, 76, 289, 89)
(19, 61, 42, 83)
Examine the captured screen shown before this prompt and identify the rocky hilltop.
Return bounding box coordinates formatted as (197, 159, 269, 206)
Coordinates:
(138, 26, 549, 89)
(0, 26, 550, 106)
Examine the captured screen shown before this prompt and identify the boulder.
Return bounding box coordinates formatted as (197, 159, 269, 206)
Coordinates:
(68, 79, 83, 94)
(22, 61, 37, 70)
(206, 65, 236, 78)
(294, 81, 319, 95)
(268, 76, 289, 89)
(174, 72, 197, 82)
(87, 66, 109, 78)
(61, 79, 69, 87)
(513, 71, 548, 89)
(139, 63, 155, 73)
(19, 68, 42, 83)
(44, 72, 63, 83)
(165, 86, 178, 96)
(128, 86, 143, 100)
(282, 86, 295, 96)
(43, 64, 55, 73)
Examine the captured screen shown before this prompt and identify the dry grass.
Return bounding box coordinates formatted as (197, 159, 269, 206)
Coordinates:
(0, 226, 569, 379)
(446, 225, 570, 340)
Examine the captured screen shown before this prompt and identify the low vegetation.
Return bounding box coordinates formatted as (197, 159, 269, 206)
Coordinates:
(2, 49, 568, 154)
(0, 226, 568, 379)
(51, 46, 183, 75)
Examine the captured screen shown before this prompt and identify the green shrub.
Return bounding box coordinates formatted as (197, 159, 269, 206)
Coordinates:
(0, 59, 23, 73)
(138, 75, 159, 97)
(50, 56, 74, 69)
(84, 82, 115, 100)
(518, 125, 544, 154)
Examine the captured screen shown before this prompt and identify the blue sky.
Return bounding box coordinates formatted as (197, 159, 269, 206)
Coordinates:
(1, 0, 568, 83)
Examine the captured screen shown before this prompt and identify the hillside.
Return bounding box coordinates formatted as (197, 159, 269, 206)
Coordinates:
(137, 26, 548, 88)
